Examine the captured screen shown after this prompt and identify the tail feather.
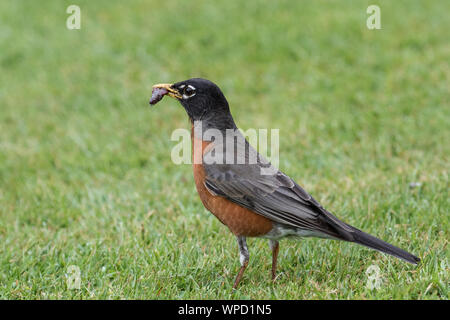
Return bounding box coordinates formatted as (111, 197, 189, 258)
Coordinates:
(349, 227, 420, 264)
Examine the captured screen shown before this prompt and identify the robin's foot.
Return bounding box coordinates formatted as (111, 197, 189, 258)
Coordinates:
(233, 236, 249, 289)
(269, 239, 279, 281)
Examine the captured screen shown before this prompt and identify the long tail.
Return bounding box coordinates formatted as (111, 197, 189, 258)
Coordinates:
(349, 226, 420, 264)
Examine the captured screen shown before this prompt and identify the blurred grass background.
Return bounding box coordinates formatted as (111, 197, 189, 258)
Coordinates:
(0, 0, 448, 299)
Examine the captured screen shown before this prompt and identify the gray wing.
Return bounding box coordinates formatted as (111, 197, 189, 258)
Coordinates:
(202, 135, 354, 240)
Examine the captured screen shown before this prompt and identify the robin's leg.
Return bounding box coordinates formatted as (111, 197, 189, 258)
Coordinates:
(233, 236, 249, 289)
(269, 239, 279, 281)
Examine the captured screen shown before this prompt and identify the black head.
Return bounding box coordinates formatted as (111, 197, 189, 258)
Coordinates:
(150, 78, 236, 130)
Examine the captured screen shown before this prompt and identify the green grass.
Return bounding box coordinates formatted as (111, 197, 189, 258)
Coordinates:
(0, 0, 448, 299)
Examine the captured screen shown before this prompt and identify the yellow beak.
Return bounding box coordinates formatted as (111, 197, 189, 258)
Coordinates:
(152, 83, 182, 99)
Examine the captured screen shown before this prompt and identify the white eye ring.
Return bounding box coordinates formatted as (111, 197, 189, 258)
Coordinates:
(182, 85, 196, 99)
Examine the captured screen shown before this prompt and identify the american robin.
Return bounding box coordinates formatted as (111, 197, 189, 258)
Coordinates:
(149, 78, 420, 289)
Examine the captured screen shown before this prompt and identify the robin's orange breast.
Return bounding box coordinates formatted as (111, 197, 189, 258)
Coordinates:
(191, 126, 273, 237)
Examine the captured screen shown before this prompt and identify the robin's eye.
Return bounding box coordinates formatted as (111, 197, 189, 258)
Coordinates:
(183, 85, 196, 98)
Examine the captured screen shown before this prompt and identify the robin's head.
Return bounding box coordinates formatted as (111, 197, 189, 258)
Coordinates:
(150, 78, 234, 128)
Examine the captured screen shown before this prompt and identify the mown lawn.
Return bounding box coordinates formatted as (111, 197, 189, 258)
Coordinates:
(0, 0, 448, 299)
